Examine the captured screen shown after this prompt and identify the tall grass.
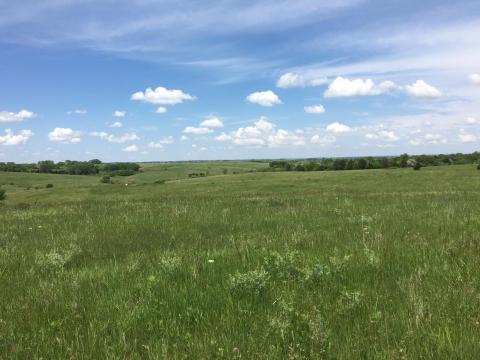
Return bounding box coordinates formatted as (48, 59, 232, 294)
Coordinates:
(1, 164, 479, 358)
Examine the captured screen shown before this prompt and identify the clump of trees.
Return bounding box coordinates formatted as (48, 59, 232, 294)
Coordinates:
(0, 160, 141, 177)
(188, 172, 207, 178)
(268, 152, 480, 173)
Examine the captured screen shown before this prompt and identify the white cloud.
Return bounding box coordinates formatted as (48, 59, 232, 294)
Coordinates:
(458, 130, 477, 143)
(180, 135, 189, 141)
(183, 126, 213, 134)
(131, 86, 196, 105)
(326, 122, 351, 133)
(161, 136, 174, 144)
(324, 77, 395, 97)
(113, 111, 126, 117)
(277, 72, 328, 88)
(405, 80, 442, 98)
(123, 145, 139, 152)
(215, 117, 304, 147)
(48, 128, 82, 144)
(151, 136, 174, 145)
(466, 117, 478, 124)
(469, 73, 480, 85)
(67, 109, 88, 115)
(310, 134, 336, 145)
(156, 107, 167, 113)
(0, 109, 36, 123)
(304, 105, 326, 114)
(148, 142, 163, 149)
(246, 90, 282, 107)
(215, 132, 232, 141)
(0, 129, 33, 145)
(365, 130, 399, 142)
(200, 117, 224, 128)
(90, 131, 139, 143)
(109, 121, 123, 128)
(199, 147, 208, 151)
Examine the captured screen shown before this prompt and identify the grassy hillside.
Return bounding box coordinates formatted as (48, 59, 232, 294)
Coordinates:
(1, 163, 479, 358)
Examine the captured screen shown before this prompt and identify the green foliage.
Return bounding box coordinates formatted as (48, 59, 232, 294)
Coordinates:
(267, 151, 480, 173)
(229, 269, 269, 296)
(100, 176, 111, 184)
(109, 169, 136, 176)
(45, 183, 54, 188)
(0, 187, 5, 201)
(413, 162, 422, 170)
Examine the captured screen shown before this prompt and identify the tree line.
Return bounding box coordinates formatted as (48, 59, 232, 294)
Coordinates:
(268, 152, 480, 172)
(0, 159, 141, 176)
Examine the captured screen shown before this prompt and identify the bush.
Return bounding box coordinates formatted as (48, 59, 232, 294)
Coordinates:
(0, 188, 5, 201)
(109, 169, 136, 177)
(100, 176, 111, 184)
(46, 183, 54, 188)
(229, 269, 269, 297)
(477, 163, 480, 170)
(413, 163, 422, 171)
(154, 179, 166, 184)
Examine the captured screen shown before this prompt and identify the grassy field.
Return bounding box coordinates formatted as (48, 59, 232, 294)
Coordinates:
(1, 163, 480, 358)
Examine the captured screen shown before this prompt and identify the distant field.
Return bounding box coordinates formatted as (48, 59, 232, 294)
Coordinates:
(1, 163, 480, 358)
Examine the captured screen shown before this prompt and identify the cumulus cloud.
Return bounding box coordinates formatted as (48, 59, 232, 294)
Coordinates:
(123, 145, 139, 152)
(109, 121, 123, 128)
(365, 130, 399, 142)
(458, 129, 477, 143)
(277, 72, 328, 88)
(0, 129, 33, 145)
(215, 117, 304, 147)
(200, 117, 224, 128)
(156, 107, 167, 113)
(67, 109, 88, 115)
(48, 128, 82, 143)
(405, 80, 442, 98)
(148, 136, 174, 147)
(131, 86, 196, 105)
(310, 134, 336, 145)
(113, 111, 126, 117)
(324, 77, 395, 97)
(326, 122, 351, 133)
(148, 142, 163, 149)
(0, 109, 36, 123)
(246, 90, 282, 106)
(90, 131, 139, 143)
(183, 126, 213, 134)
(469, 73, 480, 85)
(180, 135, 189, 141)
(304, 105, 326, 114)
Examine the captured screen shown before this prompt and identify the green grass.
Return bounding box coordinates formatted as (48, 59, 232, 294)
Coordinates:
(1, 163, 480, 358)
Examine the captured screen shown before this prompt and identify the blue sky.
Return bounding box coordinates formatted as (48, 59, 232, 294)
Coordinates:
(0, 0, 479, 162)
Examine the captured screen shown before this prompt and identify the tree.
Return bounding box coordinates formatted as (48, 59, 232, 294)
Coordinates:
(38, 160, 56, 173)
(357, 158, 368, 170)
(0, 188, 5, 201)
(333, 159, 346, 171)
(413, 162, 422, 171)
(399, 153, 409, 168)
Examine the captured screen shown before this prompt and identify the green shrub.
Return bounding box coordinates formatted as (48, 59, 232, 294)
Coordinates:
(0, 188, 5, 201)
(263, 251, 305, 281)
(413, 162, 422, 171)
(46, 183, 54, 188)
(154, 179, 166, 184)
(100, 175, 111, 184)
(229, 269, 269, 297)
(109, 169, 135, 177)
(477, 163, 480, 170)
